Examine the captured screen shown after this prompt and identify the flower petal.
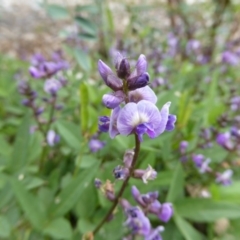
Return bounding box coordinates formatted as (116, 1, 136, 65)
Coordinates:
(129, 86, 157, 104)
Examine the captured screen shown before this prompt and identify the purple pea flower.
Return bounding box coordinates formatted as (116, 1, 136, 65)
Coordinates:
(165, 114, 177, 131)
(222, 51, 239, 65)
(216, 132, 234, 150)
(192, 154, 205, 167)
(98, 116, 110, 132)
(89, 139, 105, 153)
(124, 207, 151, 237)
(129, 86, 157, 104)
(117, 100, 171, 141)
(216, 169, 233, 186)
(47, 130, 60, 146)
(102, 91, 125, 109)
(158, 203, 173, 222)
(44, 79, 62, 95)
(145, 226, 164, 240)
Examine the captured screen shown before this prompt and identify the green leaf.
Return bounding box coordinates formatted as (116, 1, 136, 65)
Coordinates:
(75, 16, 97, 35)
(56, 120, 81, 150)
(75, 4, 99, 13)
(11, 178, 46, 230)
(50, 163, 99, 217)
(46, 4, 70, 20)
(176, 198, 240, 222)
(211, 181, 240, 204)
(174, 211, 204, 240)
(79, 82, 89, 133)
(0, 216, 11, 238)
(75, 155, 98, 169)
(74, 49, 91, 72)
(166, 162, 184, 202)
(43, 218, 72, 239)
(78, 32, 97, 41)
(9, 113, 30, 172)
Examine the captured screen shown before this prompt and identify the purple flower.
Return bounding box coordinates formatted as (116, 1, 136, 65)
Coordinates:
(98, 116, 110, 132)
(129, 86, 157, 104)
(192, 154, 204, 167)
(98, 60, 123, 91)
(124, 207, 151, 237)
(47, 130, 60, 146)
(133, 165, 157, 184)
(186, 39, 201, 55)
(158, 203, 173, 222)
(230, 96, 240, 111)
(44, 79, 62, 95)
(216, 132, 234, 150)
(222, 51, 239, 65)
(165, 114, 177, 131)
(199, 158, 211, 174)
(117, 100, 170, 141)
(216, 169, 233, 185)
(88, 139, 105, 152)
(102, 91, 124, 109)
(145, 226, 164, 240)
(113, 165, 129, 180)
(180, 141, 188, 154)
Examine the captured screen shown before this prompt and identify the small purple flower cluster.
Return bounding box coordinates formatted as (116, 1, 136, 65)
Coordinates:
(18, 51, 69, 146)
(178, 140, 233, 186)
(98, 53, 176, 142)
(94, 53, 176, 239)
(121, 184, 173, 240)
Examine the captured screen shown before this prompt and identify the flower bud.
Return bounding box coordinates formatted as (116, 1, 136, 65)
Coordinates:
(46, 130, 60, 146)
(102, 91, 124, 109)
(127, 72, 149, 91)
(123, 149, 134, 168)
(113, 166, 129, 180)
(165, 114, 177, 131)
(117, 58, 130, 79)
(98, 60, 123, 91)
(158, 203, 173, 222)
(94, 178, 102, 189)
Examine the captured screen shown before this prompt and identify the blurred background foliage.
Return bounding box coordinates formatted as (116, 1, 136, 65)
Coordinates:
(0, 0, 240, 239)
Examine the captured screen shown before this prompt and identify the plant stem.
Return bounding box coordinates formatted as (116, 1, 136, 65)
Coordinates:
(93, 134, 141, 235)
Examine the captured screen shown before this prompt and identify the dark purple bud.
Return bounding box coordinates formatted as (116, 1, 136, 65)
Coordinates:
(35, 107, 44, 116)
(117, 58, 130, 79)
(231, 126, 240, 138)
(55, 104, 64, 110)
(102, 91, 124, 109)
(58, 76, 68, 86)
(165, 114, 177, 131)
(94, 178, 102, 189)
(113, 166, 129, 180)
(21, 99, 31, 107)
(88, 139, 105, 153)
(98, 116, 110, 132)
(98, 60, 123, 91)
(158, 203, 173, 222)
(127, 72, 149, 91)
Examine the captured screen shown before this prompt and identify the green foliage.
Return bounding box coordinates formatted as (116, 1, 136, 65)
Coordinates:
(1, 0, 240, 239)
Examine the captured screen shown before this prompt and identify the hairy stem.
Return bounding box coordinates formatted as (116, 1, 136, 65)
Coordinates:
(93, 134, 141, 235)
